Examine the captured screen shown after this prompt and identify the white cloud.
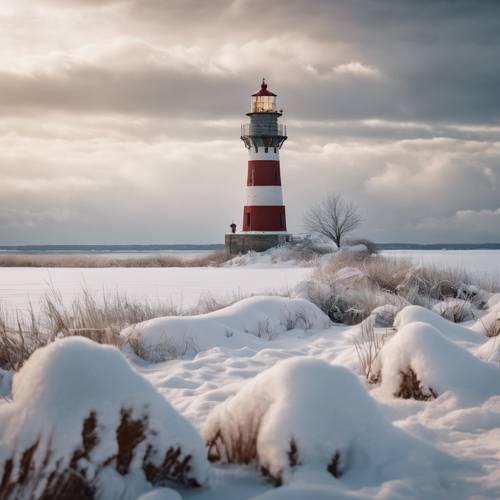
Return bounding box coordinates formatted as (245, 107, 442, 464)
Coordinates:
(332, 62, 381, 78)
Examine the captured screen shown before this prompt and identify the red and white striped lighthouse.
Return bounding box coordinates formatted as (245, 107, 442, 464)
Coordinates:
(225, 79, 291, 255)
(241, 79, 288, 232)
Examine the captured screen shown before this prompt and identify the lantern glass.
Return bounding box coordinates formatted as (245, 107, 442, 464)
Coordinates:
(251, 95, 277, 113)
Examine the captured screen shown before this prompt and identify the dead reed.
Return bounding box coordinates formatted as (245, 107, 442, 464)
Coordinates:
(0, 251, 229, 268)
(0, 285, 248, 371)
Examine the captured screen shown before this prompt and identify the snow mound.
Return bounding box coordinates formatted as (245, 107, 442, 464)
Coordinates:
(369, 304, 400, 327)
(476, 336, 500, 364)
(487, 293, 500, 310)
(122, 296, 330, 362)
(204, 357, 449, 486)
(138, 488, 182, 500)
(394, 305, 483, 346)
(471, 310, 500, 337)
(432, 298, 475, 323)
(0, 337, 208, 499)
(374, 322, 500, 404)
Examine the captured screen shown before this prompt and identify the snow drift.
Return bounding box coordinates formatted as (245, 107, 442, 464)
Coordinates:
(0, 337, 208, 500)
(122, 296, 330, 362)
(394, 305, 483, 346)
(374, 321, 500, 404)
(204, 357, 449, 487)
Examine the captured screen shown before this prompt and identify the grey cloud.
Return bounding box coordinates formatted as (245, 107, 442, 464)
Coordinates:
(1, 0, 500, 244)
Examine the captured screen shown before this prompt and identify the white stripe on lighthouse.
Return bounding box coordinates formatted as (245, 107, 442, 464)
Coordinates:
(245, 186, 284, 206)
(248, 149, 280, 161)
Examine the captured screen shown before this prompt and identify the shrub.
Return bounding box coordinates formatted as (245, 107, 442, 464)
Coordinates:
(204, 357, 445, 486)
(373, 319, 500, 404)
(0, 337, 208, 499)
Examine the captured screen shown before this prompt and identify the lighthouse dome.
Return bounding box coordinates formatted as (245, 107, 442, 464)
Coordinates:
(251, 79, 277, 113)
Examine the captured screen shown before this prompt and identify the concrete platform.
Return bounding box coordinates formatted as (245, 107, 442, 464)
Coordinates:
(225, 233, 292, 255)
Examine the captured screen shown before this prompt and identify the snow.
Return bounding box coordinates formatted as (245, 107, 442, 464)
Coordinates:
(0, 266, 311, 316)
(476, 336, 500, 363)
(381, 249, 500, 278)
(204, 357, 454, 492)
(394, 305, 484, 346)
(487, 292, 500, 309)
(471, 310, 500, 337)
(122, 296, 330, 362)
(375, 321, 500, 405)
(137, 488, 182, 500)
(0, 337, 208, 498)
(1, 250, 500, 499)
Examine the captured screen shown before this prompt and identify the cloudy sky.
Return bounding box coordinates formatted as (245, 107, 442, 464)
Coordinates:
(1, 0, 500, 244)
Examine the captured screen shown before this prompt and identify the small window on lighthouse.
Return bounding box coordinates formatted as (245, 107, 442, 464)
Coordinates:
(246, 212, 251, 228)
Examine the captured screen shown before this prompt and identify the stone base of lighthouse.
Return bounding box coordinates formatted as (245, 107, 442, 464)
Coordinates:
(225, 233, 292, 256)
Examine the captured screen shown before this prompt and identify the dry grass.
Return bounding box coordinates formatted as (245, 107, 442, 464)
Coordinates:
(311, 250, 499, 325)
(395, 368, 437, 401)
(0, 251, 229, 268)
(481, 314, 500, 338)
(0, 409, 201, 500)
(0, 285, 251, 371)
(353, 317, 393, 383)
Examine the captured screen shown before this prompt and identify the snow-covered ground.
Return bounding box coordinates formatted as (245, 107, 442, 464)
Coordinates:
(0, 266, 310, 315)
(1, 250, 499, 317)
(0, 249, 499, 499)
(382, 249, 500, 279)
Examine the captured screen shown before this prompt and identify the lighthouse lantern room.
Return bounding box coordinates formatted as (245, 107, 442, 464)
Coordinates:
(225, 79, 292, 255)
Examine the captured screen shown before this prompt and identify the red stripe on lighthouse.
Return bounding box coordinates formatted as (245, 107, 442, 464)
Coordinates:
(242, 206, 286, 231)
(247, 160, 282, 186)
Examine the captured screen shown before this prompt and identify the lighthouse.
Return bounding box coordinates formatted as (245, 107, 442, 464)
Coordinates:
(225, 79, 292, 255)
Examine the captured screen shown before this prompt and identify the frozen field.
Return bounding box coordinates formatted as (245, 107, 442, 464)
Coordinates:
(0, 250, 499, 315)
(382, 249, 500, 278)
(1, 249, 499, 499)
(0, 265, 311, 315)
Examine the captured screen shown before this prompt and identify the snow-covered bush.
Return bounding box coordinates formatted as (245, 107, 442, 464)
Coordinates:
(0, 337, 208, 499)
(308, 249, 495, 325)
(471, 310, 500, 337)
(122, 297, 330, 362)
(227, 238, 334, 266)
(368, 304, 400, 327)
(394, 305, 483, 346)
(374, 322, 500, 404)
(476, 336, 500, 364)
(432, 298, 475, 323)
(204, 357, 447, 486)
(487, 293, 500, 311)
(292, 276, 391, 325)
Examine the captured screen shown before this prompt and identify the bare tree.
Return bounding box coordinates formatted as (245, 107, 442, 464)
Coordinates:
(304, 193, 362, 248)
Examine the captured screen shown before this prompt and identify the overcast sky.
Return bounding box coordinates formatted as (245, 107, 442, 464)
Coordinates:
(1, 0, 500, 244)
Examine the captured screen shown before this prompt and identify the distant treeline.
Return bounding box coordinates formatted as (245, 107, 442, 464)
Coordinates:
(0, 242, 500, 254)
